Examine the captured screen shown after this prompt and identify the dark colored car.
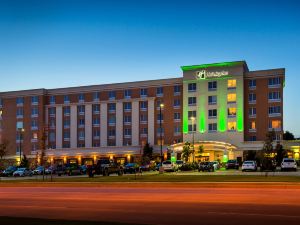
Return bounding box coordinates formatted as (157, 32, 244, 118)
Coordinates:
(155, 163, 161, 171)
(198, 162, 214, 172)
(66, 165, 83, 176)
(56, 164, 66, 176)
(2, 166, 18, 177)
(95, 159, 123, 176)
(226, 160, 239, 170)
(80, 165, 87, 174)
(140, 164, 150, 172)
(124, 163, 139, 174)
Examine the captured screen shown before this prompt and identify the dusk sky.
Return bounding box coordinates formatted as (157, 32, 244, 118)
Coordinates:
(0, 0, 299, 136)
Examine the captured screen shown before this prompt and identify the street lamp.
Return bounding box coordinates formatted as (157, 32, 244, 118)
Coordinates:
(190, 117, 195, 163)
(159, 103, 164, 168)
(18, 128, 25, 165)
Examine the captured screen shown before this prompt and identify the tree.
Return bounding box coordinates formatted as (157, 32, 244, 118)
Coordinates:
(283, 131, 295, 140)
(275, 142, 287, 166)
(0, 139, 9, 160)
(142, 142, 153, 164)
(182, 142, 191, 163)
(259, 130, 276, 171)
(39, 130, 47, 166)
(20, 154, 29, 168)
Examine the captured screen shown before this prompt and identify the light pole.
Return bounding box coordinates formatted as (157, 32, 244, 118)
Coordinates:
(18, 128, 25, 165)
(191, 117, 195, 163)
(159, 103, 164, 168)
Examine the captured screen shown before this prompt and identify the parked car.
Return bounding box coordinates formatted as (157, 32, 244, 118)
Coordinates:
(2, 166, 18, 177)
(80, 165, 88, 174)
(198, 162, 214, 172)
(13, 168, 33, 177)
(226, 160, 239, 170)
(175, 160, 184, 170)
(210, 161, 220, 171)
(140, 164, 151, 172)
(260, 158, 276, 171)
(155, 163, 161, 171)
(162, 160, 177, 172)
(242, 161, 257, 172)
(45, 166, 56, 175)
(281, 158, 297, 171)
(33, 166, 44, 175)
(124, 163, 139, 174)
(65, 165, 83, 176)
(56, 164, 66, 176)
(94, 159, 123, 176)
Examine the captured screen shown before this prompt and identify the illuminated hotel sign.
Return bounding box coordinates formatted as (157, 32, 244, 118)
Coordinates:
(196, 70, 229, 80)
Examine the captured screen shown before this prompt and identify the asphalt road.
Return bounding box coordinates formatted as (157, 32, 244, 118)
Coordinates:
(0, 183, 300, 225)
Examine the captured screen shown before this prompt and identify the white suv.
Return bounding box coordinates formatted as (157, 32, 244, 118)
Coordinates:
(281, 158, 297, 171)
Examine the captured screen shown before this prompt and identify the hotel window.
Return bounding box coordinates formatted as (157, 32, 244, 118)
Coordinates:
(93, 117, 100, 125)
(275, 134, 282, 141)
(228, 108, 236, 117)
(78, 143, 85, 148)
(156, 87, 163, 96)
(174, 112, 181, 120)
(173, 99, 181, 107)
(78, 130, 85, 139)
(208, 123, 217, 132)
(63, 106, 70, 115)
(108, 103, 116, 112)
(16, 97, 24, 105)
(208, 81, 217, 91)
(174, 85, 181, 94)
(227, 93, 236, 103)
(208, 96, 217, 105)
(249, 136, 257, 141)
(249, 121, 256, 130)
(124, 128, 132, 136)
(108, 91, 116, 100)
(124, 102, 132, 111)
(140, 114, 147, 123)
(141, 127, 148, 135)
(249, 80, 256, 89)
(174, 126, 181, 134)
(49, 119, 55, 128)
(93, 92, 100, 101)
(269, 120, 281, 130)
(93, 129, 100, 138)
(93, 104, 100, 113)
(108, 129, 116, 137)
(108, 115, 116, 124)
(31, 107, 38, 116)
(249, 107, 256, 117)
(79, 118, 85, 126)
(49, 107, 55, 116)
(188, 124, 196, 132)
(268, 77, 281, 87)
(49, 132, 55, 142)
(31, 120, 38, 129)
(124, 89, 131, 99)
(140, 101, 147, 110)
(0, 98, 3, 107)
(208, 109, 217, 118)
(188, 83, 197, 92)
(78, 93, 85, 102)
(49, 96, 55, 104)
(140, 88, 148, 97)
(188, 111, 196, 119)
(64, 95, 70, 103)
(268, 92, 281, 101)
(157, 113, 164, 121)
(157, 127, 164, 135)
(63, 143, 70, 148)
(64, 118, 70, 128)
(63, 131, 70, 139)
(188, 97, 196, 106)
(227, 121, 236, 131)
(227, 79, 236, 89)
(16, 108, 24, 117)
(31, 96, 39, 104)
(249, 93, 256, 103)
(269, 106, 281, 115)
(32, 143, 37, 151)
(78, 105, 85, 115)
(124, 115, 132, 123)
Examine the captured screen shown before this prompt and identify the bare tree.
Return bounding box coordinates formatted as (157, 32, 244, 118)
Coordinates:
(0, 139, 9, 160)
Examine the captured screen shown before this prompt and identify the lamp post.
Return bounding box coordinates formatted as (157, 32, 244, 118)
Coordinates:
(191, 117, 195, 163)
(18, 128, 25, 165)
(159, 103, 164, 168)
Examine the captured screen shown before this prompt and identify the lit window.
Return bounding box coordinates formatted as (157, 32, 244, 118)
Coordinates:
(32, 133, 38, 139)
(270, 120, 281, 129)
(250, 121, 256, 130)
(228, 108, 236, 117)
(227, 79, 236, 89)
(227, 93, 236, 103)
(227, 121, 236, 131)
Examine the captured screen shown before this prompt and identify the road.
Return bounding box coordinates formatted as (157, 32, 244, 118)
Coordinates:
(0, 183, 300, 225)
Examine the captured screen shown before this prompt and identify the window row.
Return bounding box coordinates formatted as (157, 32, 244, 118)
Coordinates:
(188, 80, 237, 92)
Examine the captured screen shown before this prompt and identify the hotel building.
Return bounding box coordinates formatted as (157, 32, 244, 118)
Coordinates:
(0, 61, 289, 165)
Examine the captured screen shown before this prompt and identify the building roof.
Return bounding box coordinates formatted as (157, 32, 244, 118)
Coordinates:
(180, 61, 247, 71)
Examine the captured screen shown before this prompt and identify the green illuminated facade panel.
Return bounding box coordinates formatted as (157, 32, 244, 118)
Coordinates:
(236, 78, 244, 132)
(181, 61, 244, 72)
(199, 95, 206, 133)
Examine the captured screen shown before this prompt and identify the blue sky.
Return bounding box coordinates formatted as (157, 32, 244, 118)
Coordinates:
(0, 0, 299, 136)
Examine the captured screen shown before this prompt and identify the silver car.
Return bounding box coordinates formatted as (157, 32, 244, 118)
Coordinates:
(13, 168, 33, 177)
